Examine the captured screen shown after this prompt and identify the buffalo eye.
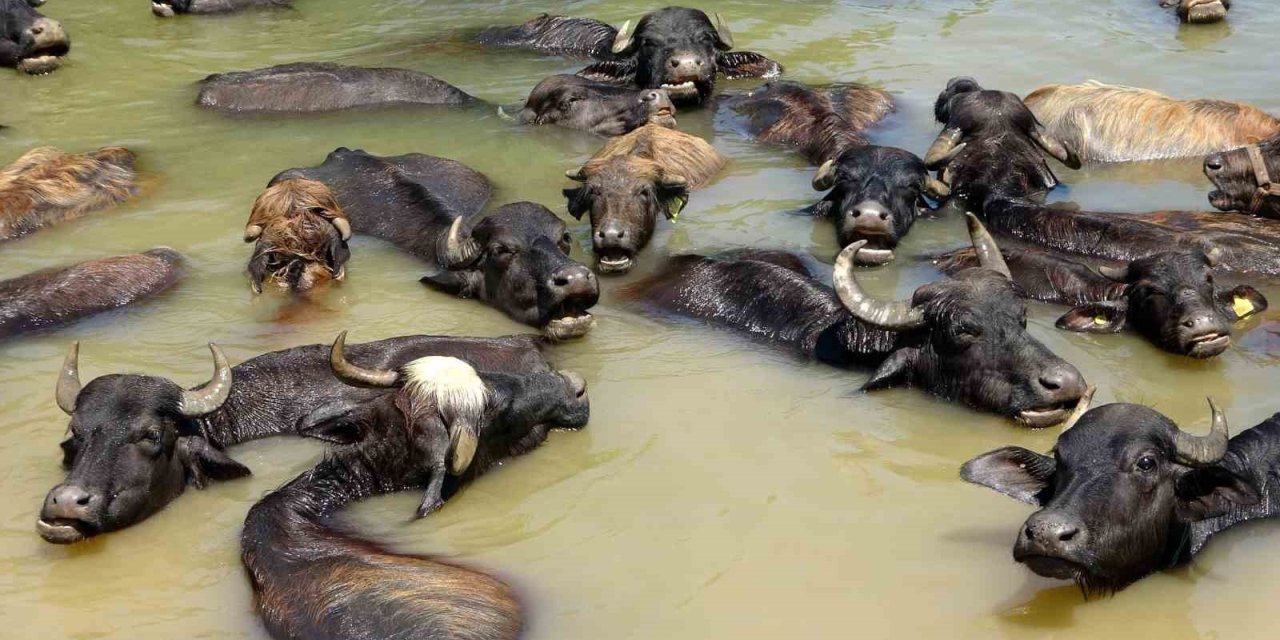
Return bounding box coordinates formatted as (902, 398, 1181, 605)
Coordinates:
(138, 430, 163, 456)
(1135, 455, 1158, 473)
(308, 207, 327, 215)
(559, 232, 573, 253)
(1206, 273, 1215, 285)
(489, 243, 516, 258)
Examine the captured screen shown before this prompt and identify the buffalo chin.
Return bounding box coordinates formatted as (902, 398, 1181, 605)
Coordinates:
(36, 518, 92, 544)
(1015, 404, 1074, 429)
(17, 55, 64, 75)
(1016, 554, 1085, 581)
(544, 312, 595, 341)
(850, 247, 894, 266)
(1184, 333, 1230, 359)
(1206, 189, 1238, 212)
(595, 249, 635, 274)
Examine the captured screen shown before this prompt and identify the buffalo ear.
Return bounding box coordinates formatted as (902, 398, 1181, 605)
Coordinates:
(176, 436, 251, 490)
(325, 238, 351, 277)
(59, 436, 79, 469)
(577, 59, 637, 84)
(1056, 300, 1127, 333)
(715, 51, 783, 80)
(421, 270, 481, 298)
(1220, 285, 1268, 321)
(1175, 466, 1260, 521)
(862, 348, 918, 391)
(563, 187, 588, 221)
(658, 182, 690, 222)
(961, 446, 1056, 505)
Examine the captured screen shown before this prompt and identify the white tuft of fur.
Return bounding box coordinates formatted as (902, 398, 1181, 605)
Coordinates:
(401, 357, 488, 473)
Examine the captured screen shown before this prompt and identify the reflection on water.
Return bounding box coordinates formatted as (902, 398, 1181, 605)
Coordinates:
(2, 0, 1279, 638)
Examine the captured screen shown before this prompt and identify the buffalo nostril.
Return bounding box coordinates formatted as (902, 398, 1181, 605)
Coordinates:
(1058, 527, 1079, 542)
(30, 26, 43, 35)
(879, 211, 890, 220)
(1184, 319, 1197, 329)
(76, 495, 91, 506)
(1039, 375, 1062, 391)
(670, 59, 681, 68)
(1024, 525, 1037, 542)
(553, 275, 571, 287)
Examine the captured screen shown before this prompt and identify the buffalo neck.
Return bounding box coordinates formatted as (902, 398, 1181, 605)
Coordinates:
(1189, 412, 1280, 555)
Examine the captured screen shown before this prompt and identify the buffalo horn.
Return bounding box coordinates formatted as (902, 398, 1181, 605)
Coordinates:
(178, 344, 233, 417)
(924, 127, 965, 169)
(1059, 386, 1096, 434)
(1031, 127, 1082, 170)
(611, 20, 633, 55)
(812, 159, 838, 191)
(440, 216, 481, 270)
(1173, 398, 1231, 466)
(1097, 264, 1130, 282)
(964, 213, 1012, 280)
(243, 224, 263, 243)
(330, 217, 352, 242)
(1205, 246, 1224, 267)
(659, 173, 688, 189)
(924, 176, 951, 199)
(565, 167, 588, 182)
(55, 342, 82, 415)
(713, 12, 734, 49)
(329, 331, 399, 388)
(832, 240, 926, 330)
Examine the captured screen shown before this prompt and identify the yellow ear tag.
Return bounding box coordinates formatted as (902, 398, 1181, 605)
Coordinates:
(1233, 295, 1256, 318)
(1093, 315, 1109, 326)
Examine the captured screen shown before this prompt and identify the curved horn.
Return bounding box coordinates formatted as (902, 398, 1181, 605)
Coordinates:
(1205, 246, 1224, 267)
(439, 216, 481, 270)
(330, 217, 352, 242)
(964, 213, 1012, 280)
(55, 342, 82, 415)
(611, 19, 633, 55)
(712, 12, 734, 50)
(1059, 386, 1096, 435)
(243, 224, 263, 243)
(329, 331, 399, 388)
(1097, 264, 1130, 282)
(924, 127, 965, 169)
(659, 173, 688, 189)
(565, 166, 588, 182)
(924, 176, 951, 199)
(832, 241, 926, 331)
(1031, 127, 1082, 170)
(812, 159, 838, 191)
(1173, 398, 1231, 466)
(178, 343, 233, 417)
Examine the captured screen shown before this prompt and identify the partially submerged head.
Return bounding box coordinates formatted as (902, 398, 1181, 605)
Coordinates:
(1163, 0, 1229, 24)
(244, 178, 352, 294)
(2, 0, 70, 74)
(520, 75, 676, 136)
(1204, 137, 1280, 219)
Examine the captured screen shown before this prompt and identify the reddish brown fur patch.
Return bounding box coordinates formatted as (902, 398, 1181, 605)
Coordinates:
(0, 147, 138, 243)
(1025, 81, 1280, 162)
(582, 123, 726, 187)
(246, 178, 349, 289)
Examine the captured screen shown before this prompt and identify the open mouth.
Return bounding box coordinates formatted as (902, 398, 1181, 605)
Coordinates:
(152, 2, 177, 17)
(1186, 332, 1230, 358)
(659, 80, 702, 101)
(595, 248, 635, 274)
(544, 305, 596, 340)
(1015, 401, 1078, 429)
(36, 518, 93, 544)
(1016, 554, 1085, 580)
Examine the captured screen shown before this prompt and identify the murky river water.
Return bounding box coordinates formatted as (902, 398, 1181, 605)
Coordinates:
(3, 0, 1280, 637)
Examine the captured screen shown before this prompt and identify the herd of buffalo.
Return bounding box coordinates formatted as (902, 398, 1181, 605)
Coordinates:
(4, 1, 1280, 638)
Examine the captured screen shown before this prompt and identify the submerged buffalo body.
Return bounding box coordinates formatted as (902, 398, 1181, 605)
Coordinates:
(717, 81, 895, 165)
(37, 333, 556, 543)
(0, 248, 184, 341)
(197, 63, 477, 114)
(518, 74, 676, 136)
(1161, 0, 1230, 23)
(1, 0, 69, 74)
(0, 146, 138, 243)
(927, 77, 1080, 210)
(964, 398, 1277, 594)
(1025, 81, 1279, 164)
(626, 215, 1087, 426)
(937, 243, 1267, 358)
(479, 8, 782, 105)
(151, 0, 290, 17)
(242, 339, 589, 640)
(1205, 135, 1280, 219)
(564, 123, 726, 273)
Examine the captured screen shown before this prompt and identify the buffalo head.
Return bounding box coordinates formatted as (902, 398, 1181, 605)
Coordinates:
(519, 75, 676, 136)
(244, 178, 352, 294)
(1204, 137, 1280, 219)
(2, 0, 69, 74)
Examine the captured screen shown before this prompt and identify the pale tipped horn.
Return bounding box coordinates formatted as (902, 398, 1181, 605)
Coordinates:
(55, 341, 82, 415)
(178, 344, 233, 417)
(611, 20, 633, 55)
(1059, 386, 1096, 434)
(565, 166, 588, 182)
(330, 217, 352, 242)
(659, 173, 688, 189)
(712, 12, 734, 49)
(924, 127, 965, 169)
(243, 224, 263, 243)
(1097, 264, 1130, 282)
(1205, 246, 1224, 267)
(812, 159, 838, 191)
(924, 176, 951, 199)
(329, 331, 399, 388)
(964, 213, 1012, 280)
(439, 216, 481, 270)
(832, 240, 926, 330)
(1173, 398, 1231, 466)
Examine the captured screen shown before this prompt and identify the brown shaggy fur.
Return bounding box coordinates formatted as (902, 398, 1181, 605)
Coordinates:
(0, 147, 138, 243)
(245, 178, 350, 291)
(725, 82, 895, 165)
(583, 123, 726, 187)
(1025, 81, 1280, 163)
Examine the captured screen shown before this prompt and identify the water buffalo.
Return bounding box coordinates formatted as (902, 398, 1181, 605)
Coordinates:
(517, 74, 677, 136)
(0, 248, 184, 341)
(241, 334, 589, 640)
(564, 123, 726, 273)
(927, 77, 1081, 210)
(1205, 135, 1280, 219)
(1, 0, 69, 74)
(151, 0, 289, 17)
(1025, 81, 1278, 163)
(1161, 0, 1230, 23)
(625, 214, 1087, 427)
(978, 199, 1280, 276)
(963, 396, 1276, 595)
(196, 63, 477, 114)
(243, 177, 351, 293)
(716, 81, 895, 165)
(811, 146, 950, 266)
(478, 8, 783, 105)
(0, 146, 137, 243)
(37, 333, 557, 543)
(936, 244, 1267, 358)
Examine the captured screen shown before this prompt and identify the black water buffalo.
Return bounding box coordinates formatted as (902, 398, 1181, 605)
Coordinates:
(1205, 135, 1280, 220)
(1, 0, 68, 74)
(716, 81, 895, 165)
(151, 0, 289, 17)
(197, 63, 477, 114)
(0, 249, 184, 341)
(564, 123, 726, 273)
(811, 146, 950, 265)
(517, 74, 676, 136)
(242, 334, 589, 640)
(937, 243, 1267, 358)
(1162, 0, 1229, 23)
(37, 333, 557, 543)
(963, 396, 1276, 594)
(927, 77, 1080, 211)
(1, 146, 138, 243)
(478, 7, 782, 105)
(625, 214, 1087, 427)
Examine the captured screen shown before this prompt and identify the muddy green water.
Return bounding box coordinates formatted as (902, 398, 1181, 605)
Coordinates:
(2, 0, 1280, 638)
